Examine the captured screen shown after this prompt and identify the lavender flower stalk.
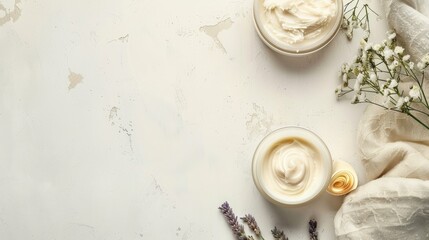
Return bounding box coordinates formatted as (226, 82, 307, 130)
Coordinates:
(309, 219, 318, 240)
(219, 202, 251, 240)
(271, 226, 288, 240)
(241, 214, 264, 240)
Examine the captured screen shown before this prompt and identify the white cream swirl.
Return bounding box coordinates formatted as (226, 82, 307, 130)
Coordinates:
(262, 138, 323, 197)
(262, 0, 338, 44)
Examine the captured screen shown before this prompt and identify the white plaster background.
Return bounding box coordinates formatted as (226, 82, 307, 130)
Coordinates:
(0, 0, 388, 239)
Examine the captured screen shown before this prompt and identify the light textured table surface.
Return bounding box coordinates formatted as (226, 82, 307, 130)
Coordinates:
(0, 0, 388, 239)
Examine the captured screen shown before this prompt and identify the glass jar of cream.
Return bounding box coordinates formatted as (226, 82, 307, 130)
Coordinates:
(253, 0, 343, 55)
(252, 126, 357, 207)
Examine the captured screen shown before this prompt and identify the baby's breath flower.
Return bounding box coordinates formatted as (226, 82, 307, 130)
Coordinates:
(335, 85, 343, 96)
(404, 96, 410, 103)
(356, 73, 364, 83)
(360, 21, 368, 30)
(388, 79, 398, 89)
(383, 88, 390, 97)
(394, 46, 404, 55)
(422, 54, 429, 64)
(341, 18, 349, 29)
(396, 97, 405, 109)
(389, 60, 399, 70)
(387, 31, 396, 40)
(346, 27, 353, 40)
(384, 48, 394, 61)
(403, 54, 410, 62)
(372, 44, 381, 52)
(358, 92, 366, 102)
(417, 62, 425, 71)
(336, 26, 429, 130)
(409, 85, 421, 99)
(363, 30, 370, 40)
(353, 80, 361, 93)
(351, 19, 359, 29)
(342, 73, 348, 82)
(341, 63, 350, 73)
(370, 73, 377, 82)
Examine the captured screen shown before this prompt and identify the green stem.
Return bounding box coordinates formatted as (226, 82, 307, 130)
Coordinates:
(407, 112, 429, 130)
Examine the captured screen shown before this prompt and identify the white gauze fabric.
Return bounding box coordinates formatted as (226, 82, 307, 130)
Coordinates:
(334, 1, 429, 239)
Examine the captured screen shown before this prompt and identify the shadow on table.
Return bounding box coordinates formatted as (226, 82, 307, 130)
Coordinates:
(261, 40, 337, 73)
(261, 191, 344, 229)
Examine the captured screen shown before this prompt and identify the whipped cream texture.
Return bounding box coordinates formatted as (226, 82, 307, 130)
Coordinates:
(261, 138, 323, 198)
(262, 0, 338, 44)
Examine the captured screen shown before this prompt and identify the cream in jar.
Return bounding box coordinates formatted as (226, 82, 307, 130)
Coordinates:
(253, 0, 343, 55)
(253, 127, 332, 206)
(262, 138, 323, 198)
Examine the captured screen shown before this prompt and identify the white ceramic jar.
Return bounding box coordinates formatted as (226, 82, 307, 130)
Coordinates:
(252, 126, 357, 207)
(253, 0, 343, 55)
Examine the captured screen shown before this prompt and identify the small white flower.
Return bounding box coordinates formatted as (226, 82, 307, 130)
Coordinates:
(335, 85, 342, 96)
(351, 94, 359, 104)
(387, 31, 396, 40)
(388, 79, 398, 89)
(346, 27, 353, 40)
(389, 60, 399, 70)
(362, 52, 368, 64)
(417, 62, 425, 71)
(342, 63, 350, 73)
(384, 48, 394, 60)
(359, 39, 367, 50)
(363, 30, 370, 39)
(342, 73, 348, 82)
(352, 20, 359, 29)
(422, 54, 429, 64)
(396, 97, 405, 109)
(404, 96, 410, 102)
(372, 44, 382, 52)
(409, 85, 421, 99)
(394, 46, 404, 55)
(356, 73, 364, 83)
(383, 88, 390, 97)
(370, 73, 377, 82)
(354, 80, 361, 93)
(341, 18, 349, 29)
(409, 62, 415, 70)
(360, 21, 368, 30)
(358, 92, 367, 102)
(402, 54, 410, 62)
(364, 42, 372, 52)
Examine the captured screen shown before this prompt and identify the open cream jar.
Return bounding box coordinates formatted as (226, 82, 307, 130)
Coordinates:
(252, 127, 357, 207)
(253, 0, 343, 55)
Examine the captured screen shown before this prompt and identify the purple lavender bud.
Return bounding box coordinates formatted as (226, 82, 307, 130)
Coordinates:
(271, 226, 288, 240)
(241, 214, 261, 236)
(219, 202, 250, 240)
(309, 219, 318, 240)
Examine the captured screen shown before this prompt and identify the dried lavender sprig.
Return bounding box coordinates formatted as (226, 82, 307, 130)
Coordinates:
(309, 219, 318, 240)
(219, 202, 252, 240)
(271, 226, 288, 240)
(241, 214, 264, 240)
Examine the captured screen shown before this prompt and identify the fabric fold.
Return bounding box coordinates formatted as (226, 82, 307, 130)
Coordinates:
(335, 0, 429, 239)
